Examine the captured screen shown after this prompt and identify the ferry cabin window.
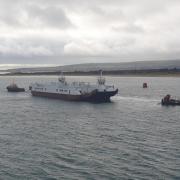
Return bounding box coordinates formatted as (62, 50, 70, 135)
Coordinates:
(56, 89, 58, 92)
(36, 88, 43, 90)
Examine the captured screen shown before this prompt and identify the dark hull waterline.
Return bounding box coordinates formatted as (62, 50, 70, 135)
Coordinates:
(161, 101, 180, 106)
(7, 87, 25, 92)
(161, 98, 180, 106)
(31, 89, 118, 102)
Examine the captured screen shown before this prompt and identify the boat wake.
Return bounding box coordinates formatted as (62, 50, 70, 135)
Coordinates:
(113, 95, 159, 103)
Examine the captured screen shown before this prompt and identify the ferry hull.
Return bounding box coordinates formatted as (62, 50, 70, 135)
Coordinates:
(83, 89, 118, 102)
(31, 89, 118, 102)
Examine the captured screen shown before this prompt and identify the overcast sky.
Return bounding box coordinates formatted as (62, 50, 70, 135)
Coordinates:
(0, 0, 180, 67)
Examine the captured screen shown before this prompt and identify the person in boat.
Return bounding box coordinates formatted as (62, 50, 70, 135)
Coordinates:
(161, 94, 178, 105)
(162, 94, 171, 103)
(162, 94, 171, 104)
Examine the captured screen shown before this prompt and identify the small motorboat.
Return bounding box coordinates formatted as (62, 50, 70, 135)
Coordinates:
(161, 94, 180, 106)
(7, 83, 25, 92)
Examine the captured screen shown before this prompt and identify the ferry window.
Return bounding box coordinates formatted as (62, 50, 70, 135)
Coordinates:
(56, 89, 58, 92)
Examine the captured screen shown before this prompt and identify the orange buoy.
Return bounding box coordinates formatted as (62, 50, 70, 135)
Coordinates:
(143, 82, 148, 88)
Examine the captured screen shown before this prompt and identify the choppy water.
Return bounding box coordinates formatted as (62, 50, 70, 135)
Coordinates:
(0, 76, 180, 180)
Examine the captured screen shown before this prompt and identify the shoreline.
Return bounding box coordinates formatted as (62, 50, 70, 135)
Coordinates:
(1, 71, 180, 77)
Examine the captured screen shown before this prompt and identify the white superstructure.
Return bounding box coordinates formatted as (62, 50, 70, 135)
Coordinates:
(30, 73, 118, 102)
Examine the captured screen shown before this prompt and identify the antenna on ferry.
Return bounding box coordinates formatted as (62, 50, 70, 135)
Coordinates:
(100, 69, 103, 77)
(58, 71, 66, 83)
(12, 78, 15, 85)
(97, 69, 105, 85)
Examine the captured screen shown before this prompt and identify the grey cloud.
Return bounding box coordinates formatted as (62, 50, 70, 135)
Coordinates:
(0, 0, 179, 65)
(0, 0, 22, 26)
(0, 36, 67, 60)
(26, 5, 73, 29)
(0, 0, 73, 29)
(112, 23, 145, 34)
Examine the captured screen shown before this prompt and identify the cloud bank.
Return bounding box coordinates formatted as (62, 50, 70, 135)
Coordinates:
(0, 0, 180, 65)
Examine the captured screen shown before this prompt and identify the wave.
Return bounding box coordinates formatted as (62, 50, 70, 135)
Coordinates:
(113, 95, 159, 103)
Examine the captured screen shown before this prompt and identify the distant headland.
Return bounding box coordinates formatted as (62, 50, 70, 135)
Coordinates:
(1, 60, 180, 77)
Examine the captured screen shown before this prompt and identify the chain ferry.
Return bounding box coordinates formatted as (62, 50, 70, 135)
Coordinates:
(30, 72, 118, 102)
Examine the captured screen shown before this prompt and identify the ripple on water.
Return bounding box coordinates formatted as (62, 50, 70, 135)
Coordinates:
(0, 76, 180, 179)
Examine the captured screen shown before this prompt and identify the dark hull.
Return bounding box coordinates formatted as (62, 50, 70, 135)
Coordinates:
(161, 99, 180, 106)
(7, 87, 25, 92)
(83, 89, 118, 102)
(31, 89, 118, 102)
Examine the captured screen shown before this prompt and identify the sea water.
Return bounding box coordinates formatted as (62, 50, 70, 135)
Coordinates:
(0, 76, 179, 179)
